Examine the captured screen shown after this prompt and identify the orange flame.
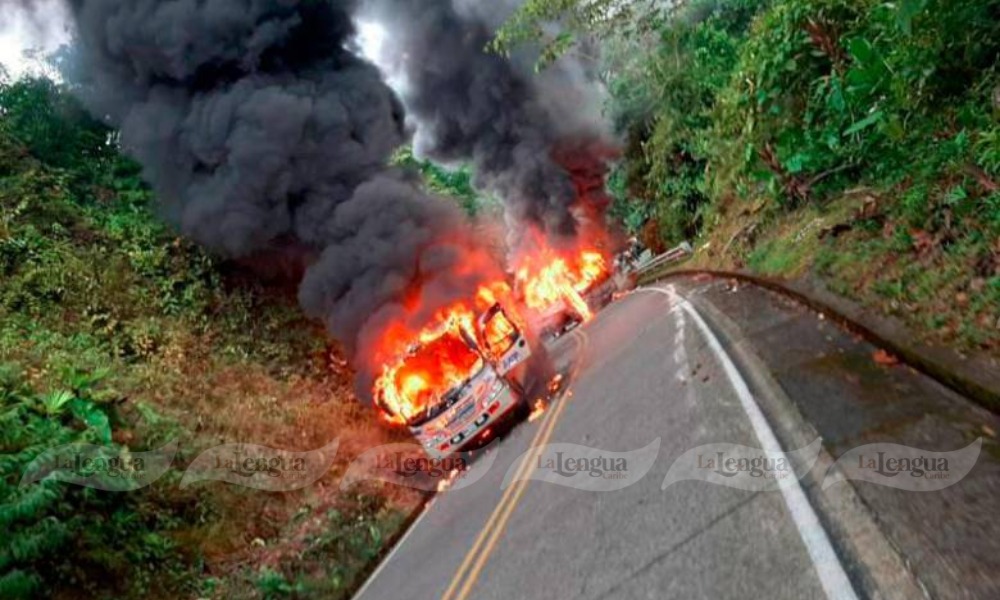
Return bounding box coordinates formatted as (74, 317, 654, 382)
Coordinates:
(374, 308, 479, 425)
(371, 238, 608, 427)
(373, 281, 514, 425)
(514, 247, 608, 323)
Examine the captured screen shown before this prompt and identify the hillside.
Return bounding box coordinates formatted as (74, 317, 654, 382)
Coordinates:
(0, 77, 420, 600)
(501, 0, 1000, 355)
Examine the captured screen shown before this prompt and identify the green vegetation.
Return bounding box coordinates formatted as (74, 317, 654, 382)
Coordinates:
(499, 0, 1000, 353)
(3, 1, 999, 591)
(1, 77, 420, 599)
(391, 145, 496, 217)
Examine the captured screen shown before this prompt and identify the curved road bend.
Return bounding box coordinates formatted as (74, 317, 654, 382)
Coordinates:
(354, 283, 867, 600)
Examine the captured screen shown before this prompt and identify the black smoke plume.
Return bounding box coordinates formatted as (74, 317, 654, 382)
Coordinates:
(56, 0, 614, 400)
(64, 0, 501, 398)
(362, 0, 616, 248)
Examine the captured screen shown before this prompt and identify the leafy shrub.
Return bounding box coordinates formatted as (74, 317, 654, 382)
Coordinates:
(499, 0, 1000, 350)
(715, 0, 1000, 206)
(0, 74, 408, 599)
(0, 76, 332, 598)
(391, 146, 487, 216)
(606, 0, 766, 243)
(0, 364, 165, 599)
(0, 78, 118, 200)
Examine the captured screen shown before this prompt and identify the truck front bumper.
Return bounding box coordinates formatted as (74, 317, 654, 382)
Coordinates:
(425, 387, 524, 458)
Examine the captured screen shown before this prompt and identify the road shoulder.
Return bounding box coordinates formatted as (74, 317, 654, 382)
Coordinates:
(674, 283, 928, 600)
(668, 277, 1000, 599)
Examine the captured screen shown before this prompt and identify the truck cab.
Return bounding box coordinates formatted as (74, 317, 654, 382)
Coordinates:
(376, 303, 537, 458)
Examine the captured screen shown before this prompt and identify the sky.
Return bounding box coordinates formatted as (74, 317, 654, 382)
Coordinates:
(354, 19, 404, 91)
(0, 0, 71, 79)
(0, 3, 389, 83)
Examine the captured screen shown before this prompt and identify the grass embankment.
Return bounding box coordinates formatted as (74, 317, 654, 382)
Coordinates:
(684, 179, 1000, 354)
(600, 0, 1000, 356)
(1, 78, 421, 599)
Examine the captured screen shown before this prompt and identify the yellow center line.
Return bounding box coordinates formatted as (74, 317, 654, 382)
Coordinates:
(452, 378, 572, 600)
(439, 330, 580, 600)
(438, 399, 556, 600)
(442, 329, 589, 600)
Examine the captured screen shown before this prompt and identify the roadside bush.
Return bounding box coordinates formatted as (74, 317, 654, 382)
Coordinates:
(0, 77, 118, 201)
(599, 0, 1000, 241)
(715, 0, 1000, 208)
(498, 0, 1000, 350)
(0, 364, 194, 599)
(604, 0, 767, 244)
(391, 146, 488, 216)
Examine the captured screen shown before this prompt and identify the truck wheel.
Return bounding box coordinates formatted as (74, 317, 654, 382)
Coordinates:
(522, 342, 556, 401)
(514, 394, 532, 420)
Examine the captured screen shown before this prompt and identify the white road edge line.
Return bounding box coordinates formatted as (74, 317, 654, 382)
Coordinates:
(352, 497, 437, 600)
(644, 285, 859, 600)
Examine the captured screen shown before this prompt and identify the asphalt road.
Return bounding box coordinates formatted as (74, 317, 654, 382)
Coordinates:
(354, 284, 864, 600)
(675, 276, 1000, 599)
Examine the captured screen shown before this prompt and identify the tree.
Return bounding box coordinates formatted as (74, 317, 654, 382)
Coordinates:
(391, 146, 487, 216)
(490, 0, 666, 70)
(0, 78, 115, 173)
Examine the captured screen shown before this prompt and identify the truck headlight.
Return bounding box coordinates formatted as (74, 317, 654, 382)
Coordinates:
(479, 378, 506, 410)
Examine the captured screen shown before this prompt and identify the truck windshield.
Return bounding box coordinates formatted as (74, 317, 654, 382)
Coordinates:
(394, 329, 484, 428)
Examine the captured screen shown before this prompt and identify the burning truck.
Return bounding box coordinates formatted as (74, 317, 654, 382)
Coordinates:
(514, 247, 613, 340)
(373, 284, 555, 458)
(371, 244, 611, 458)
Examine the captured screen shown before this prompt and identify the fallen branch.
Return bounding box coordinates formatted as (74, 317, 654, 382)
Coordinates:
(964, 164, 999, 193)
